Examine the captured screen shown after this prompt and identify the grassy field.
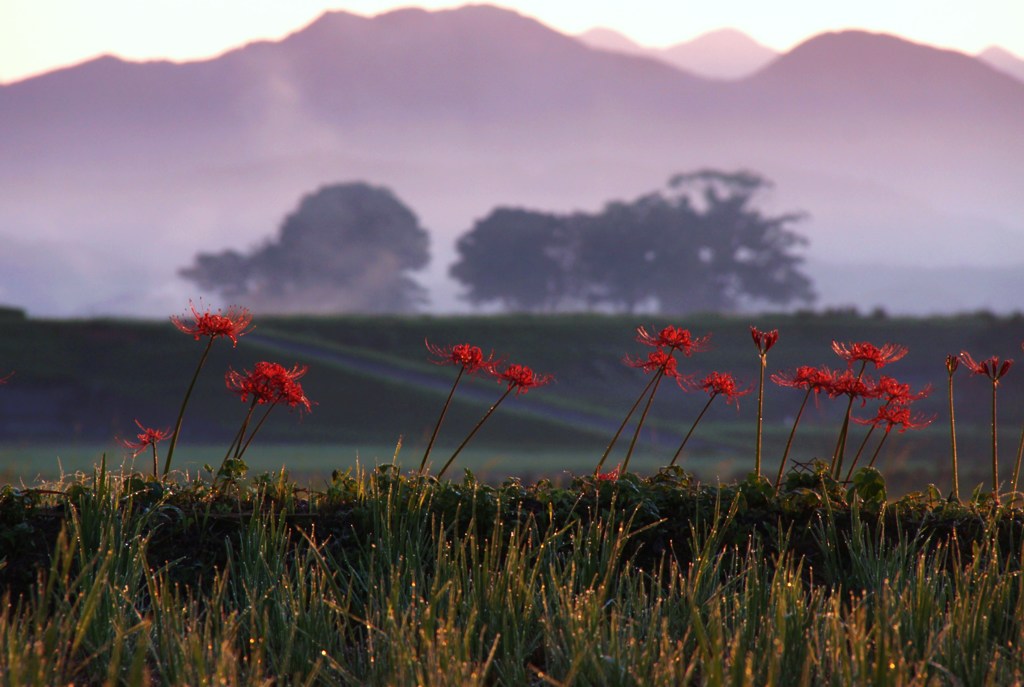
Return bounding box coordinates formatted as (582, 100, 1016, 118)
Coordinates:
(1, 466, 1023, 685)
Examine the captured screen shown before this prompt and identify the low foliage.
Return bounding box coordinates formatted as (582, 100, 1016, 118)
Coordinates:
(1, 464, 1023, 685)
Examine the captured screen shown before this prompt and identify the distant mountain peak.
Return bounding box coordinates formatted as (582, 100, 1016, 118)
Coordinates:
(576, 25, 776, 79)
(977, 45, 1024, 83)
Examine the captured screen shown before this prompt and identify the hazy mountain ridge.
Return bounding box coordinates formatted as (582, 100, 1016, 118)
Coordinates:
(1, 4, 1022, 316)
(577, 27, 778, 80)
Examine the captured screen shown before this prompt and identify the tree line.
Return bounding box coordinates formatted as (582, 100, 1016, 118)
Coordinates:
(180, 171, 815, 314)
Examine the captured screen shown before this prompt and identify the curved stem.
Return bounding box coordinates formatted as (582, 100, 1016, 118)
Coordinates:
(419, 367, 465, 474)
(669, 394, 716, 467)
(436, 386, 513, 481)
(163, 336, 215, 477)
(775, 388, 812, 491)
(594, 372, 659, 475)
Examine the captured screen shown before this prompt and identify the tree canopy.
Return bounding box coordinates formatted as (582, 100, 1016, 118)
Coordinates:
(180, 183, 430, 314)
(450, 171, 815, 313)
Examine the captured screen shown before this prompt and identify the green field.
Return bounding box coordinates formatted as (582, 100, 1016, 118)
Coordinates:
(1, 310, 1021, 493)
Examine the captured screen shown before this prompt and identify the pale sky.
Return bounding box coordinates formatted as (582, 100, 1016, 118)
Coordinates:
(2, 0, 1022, 84)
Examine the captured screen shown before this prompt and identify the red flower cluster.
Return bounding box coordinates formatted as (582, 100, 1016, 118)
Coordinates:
(626, 350, 679, 378)
(498, 364, 553, 396)
(426, 341, 500, 375)
(699, 371, 750, 406)
(831, 341, 908, 369)
(172, 301, 253, 347)
(959, 351, 1013, 383)
(119, 419, 171, 457)
(636, 325, 710, 356)
(226, 361, 312, 412)
(771, 365, 834, 394)
(855, 402, 933, 434)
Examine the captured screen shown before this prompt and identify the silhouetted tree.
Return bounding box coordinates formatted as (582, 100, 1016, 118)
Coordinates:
(449, 208, 573, 311)
(450, 170, 814, 313)
(180, 183, 430, 313)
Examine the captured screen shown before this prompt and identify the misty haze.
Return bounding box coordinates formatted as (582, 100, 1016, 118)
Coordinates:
(1, 4, 1023, 317)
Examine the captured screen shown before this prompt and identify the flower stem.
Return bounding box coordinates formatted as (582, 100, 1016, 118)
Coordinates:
(865, 430, 890, 471)
(621, 369, 666, 474)
(831, 361, 866, 479)
(436, 386, 513, 481)
(163, 336, 215, 477)
(844, 424, 877, 483)
(669, 393, 716, 467)
(420, 367, 465, 474)
(754, 354, 766, 477)
(594, 372, 659, 475)
(235, 402, 278, 461)
(948, 370, 960, 502)
(991, 380, 1000, 505)
(775, 388, 812, 491)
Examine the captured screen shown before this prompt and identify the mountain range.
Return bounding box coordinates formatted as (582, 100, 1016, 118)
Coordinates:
(1, 4, 1023, 316)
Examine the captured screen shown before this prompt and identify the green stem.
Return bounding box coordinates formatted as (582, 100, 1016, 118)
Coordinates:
(844, 424, 877, 483)
(223, 400, 257, 466)
(669, 394, 716, 467)
(419, 367, 465, 474)
(235, 402, 278, 461)
(621, 369, 666, 474)
(436, 386, 513, 481)
(594, 372, 659, 475)
(865, 430, 891, 471)
(992, 381, 1000, 505)
(163, 336, 215, 477)
(948, 372, 960, 502)
(775, 388, 812, 491)
(755, 355, 766, 477)
(831, 361, 867, 479)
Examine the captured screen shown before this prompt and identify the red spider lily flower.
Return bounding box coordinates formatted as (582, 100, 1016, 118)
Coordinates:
(596, 466, 620, 482)
(0, 371, 11, 384)
(119, 420, 171, 457)
(699, 371, 751, 407)
(873, 375, 931, 404)
(827, 369, 881, 404)
(750, 326, 779, 355)
(171, 301, 253, 347)
(854, 403, 934, 434)
(624, 350, 693, 387)
(635, 325, 710, 356)
(498, 364, 552, 396)
(771, 365, 835, 394)
(959, 351, 1013, 383)
(425, 340, 500, 376)
(226, 361, 312, 412)
(831, 341, 908, 369)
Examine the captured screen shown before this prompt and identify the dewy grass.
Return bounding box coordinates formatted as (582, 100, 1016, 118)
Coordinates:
(1, 466, 1024, 684)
